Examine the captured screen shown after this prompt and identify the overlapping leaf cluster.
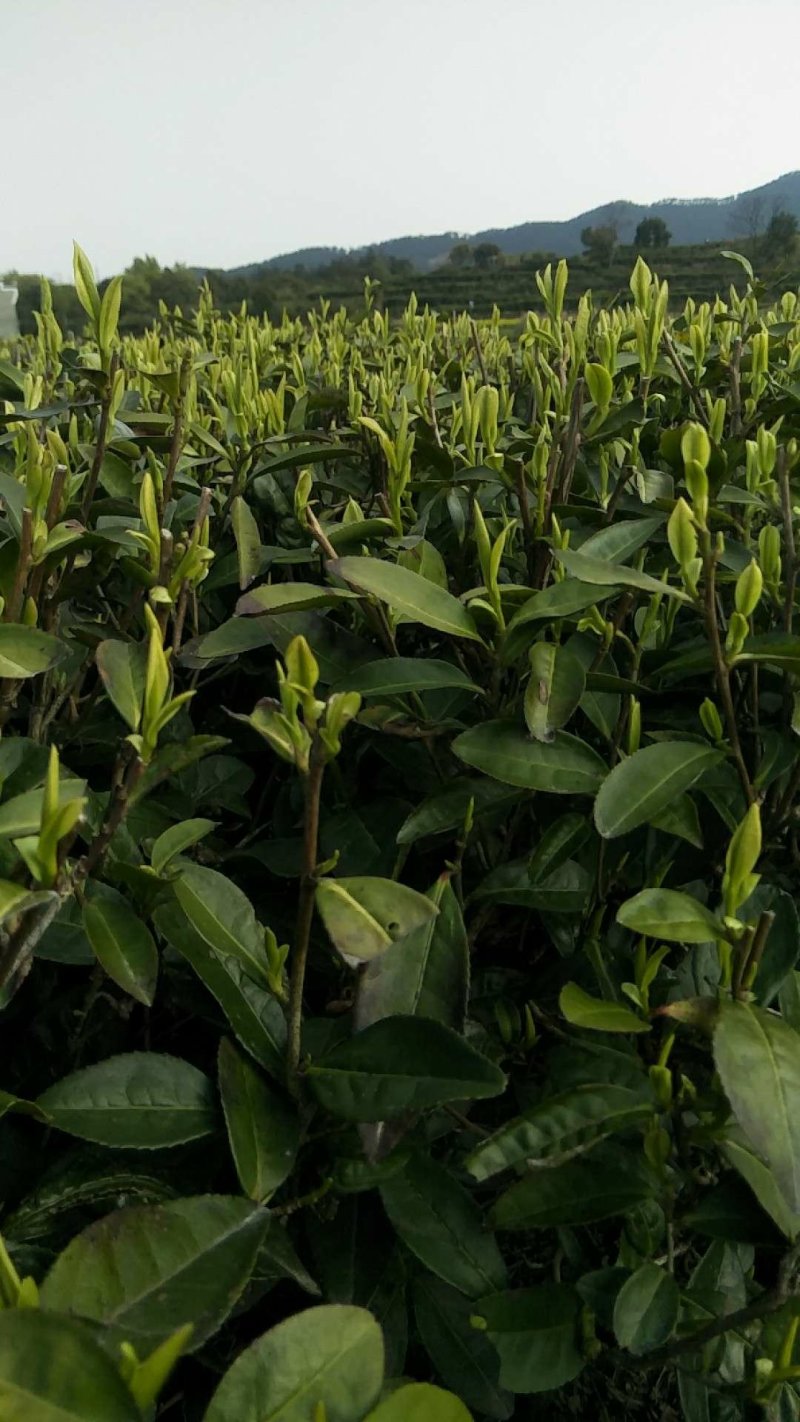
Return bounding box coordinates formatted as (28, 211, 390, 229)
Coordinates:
(1, 247, 800, 1418)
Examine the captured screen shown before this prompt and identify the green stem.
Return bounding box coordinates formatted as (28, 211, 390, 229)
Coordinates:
(287, 751, 325, 1089)
(700, 537, 754, 805)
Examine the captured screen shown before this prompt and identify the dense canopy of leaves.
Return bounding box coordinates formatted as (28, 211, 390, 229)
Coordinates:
(1, 248, 800, 1418)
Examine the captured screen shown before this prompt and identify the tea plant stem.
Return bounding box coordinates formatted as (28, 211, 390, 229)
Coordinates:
(80, 352, 119, 522)
(470, 318, 489, 386)
(287, 749, 325, 1088)
(729, 337, 743, 436)
(172, 485, 212, 654)
(0, 896, 63, 993)
(514, 460, 535, 583)
(662, 332, 709, 428)
(75, 753, 146, 885)
(701, 538, 754, 805)
(778, 448, 796, 633)
(161, 352, 192, 512)
(426, 383, 443, 449)
(4, 506, 33, 623)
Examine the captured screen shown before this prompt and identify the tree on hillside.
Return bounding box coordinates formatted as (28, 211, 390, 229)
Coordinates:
(634, 217, 671, 248)
(764, 208, 798, 256)
(729, 192, 765, 243)
(473, 242, 503, 270)
(448, 242, 473, 268)
(581, 225, 617, 265)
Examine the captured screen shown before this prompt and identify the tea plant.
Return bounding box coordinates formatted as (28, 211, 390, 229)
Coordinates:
(1, 245, 800, 1418)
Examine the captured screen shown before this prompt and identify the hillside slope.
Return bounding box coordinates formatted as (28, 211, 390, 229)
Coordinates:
(231, 170, 800, 274)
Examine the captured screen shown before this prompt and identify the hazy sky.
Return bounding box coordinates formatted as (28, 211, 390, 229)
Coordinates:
(4, 0, 799, 279)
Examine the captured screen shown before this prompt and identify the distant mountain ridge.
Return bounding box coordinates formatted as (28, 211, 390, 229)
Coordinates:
(228, 170, 800, 276)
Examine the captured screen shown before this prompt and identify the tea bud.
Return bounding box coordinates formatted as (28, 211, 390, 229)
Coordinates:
(285, 635, 319, 700)
(667, 497, 697, 569)
(723, 802, 762, 915)
(584, 362, 613, 411)
(700, 698, 724, 742)
(649, 1064, 673, 1110)
(725, 610, 749, 658)
(734, 559, 763, 618)
(681, 421, 711, 472)
(759, 523, 782, 587)
(685, 460, 709, 525)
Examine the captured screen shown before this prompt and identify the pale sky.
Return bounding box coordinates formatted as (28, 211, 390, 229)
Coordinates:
(4, 0, 799, 279)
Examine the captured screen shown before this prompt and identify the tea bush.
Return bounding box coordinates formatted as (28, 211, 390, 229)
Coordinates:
(2, 246, 800, 1419)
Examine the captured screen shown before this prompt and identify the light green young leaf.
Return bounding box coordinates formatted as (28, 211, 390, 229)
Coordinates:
(315, 876, 438, 963)
(559, 982, 650, 1033)
(151, 817, 217, 875)
(617, 888, 723, 943)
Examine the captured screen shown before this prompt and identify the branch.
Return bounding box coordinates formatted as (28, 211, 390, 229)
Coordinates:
(80, 352, 119, 522)
(629, 1240, 800, 1371)
(778, 448, 796, 634)
(287, 749, 325, 1089)
(701, 538, 754, 805)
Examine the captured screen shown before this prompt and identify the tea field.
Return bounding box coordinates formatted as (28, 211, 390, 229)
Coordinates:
(1, 248, 800, 1419)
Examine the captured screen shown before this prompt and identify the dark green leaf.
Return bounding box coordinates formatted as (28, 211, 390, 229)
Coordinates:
(307, 1016, 505, 1121)
(613, 1262, 680, 1354)
(174, 864, 270, 986)
(332, 657, 480, 697)
(465, 1084, 651, 1182)
(380, 1154, 507, 1298)
(594, 743, 722, 838)
(41, 1195, 267, 1351)
(559, 982, 650, 1033)
(0, 1311, 140, 1421)
(155, 903, 287, 1079)
(453, 722, 606, 794)
(365, 1383, 474, 1420)
(151, 817, 217, 874)
(83, 883, 159, 1005)
(96, 639, 146, 730)
(204, 1304, 384, 1422)
(37, 1053, 216, 1148)
(477, 1285, 584, 1393)
(218, 1039, 299, 1202)
(413, 1276, 513, 1420)
(491, 1149, 653, 1229)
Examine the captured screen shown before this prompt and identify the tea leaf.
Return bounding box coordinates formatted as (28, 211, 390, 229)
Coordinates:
(381, 1153, 507, 1298)
(218, 1039, 299, 1202)
(594, 743, 722, 838)
(307, 1016, 505, 1120)
(453, 722, 606, 793)
(37, 1053, 216, 1147)
(204, 1304, 384, 1422)
(329, 556, 481, 641)
(0, 1311, 140, 1421)
(41, 1195, 267, 1351)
